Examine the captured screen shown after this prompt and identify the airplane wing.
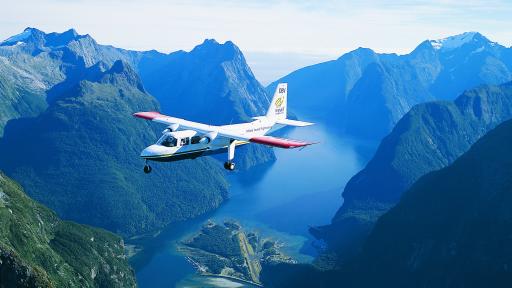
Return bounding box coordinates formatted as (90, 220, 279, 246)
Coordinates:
(133, 111, 217, 133)
(133, 111, 315, 149)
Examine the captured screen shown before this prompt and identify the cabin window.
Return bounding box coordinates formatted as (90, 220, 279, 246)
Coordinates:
(191, 136, 202, 144)
(161, 135, 177, 147)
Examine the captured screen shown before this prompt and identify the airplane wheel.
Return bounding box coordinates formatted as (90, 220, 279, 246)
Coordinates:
(224, 162, 235, 171)
(144, 165, 152, 174)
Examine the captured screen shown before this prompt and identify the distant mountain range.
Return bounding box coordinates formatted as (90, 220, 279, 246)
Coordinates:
(261, 34, 512, 287)
(268, 32, 512, 140)
(313, 81, 512, 261)
(0, 172, 135, 287)
(0, 27, 270, 125)
(0, 27, 274, 235)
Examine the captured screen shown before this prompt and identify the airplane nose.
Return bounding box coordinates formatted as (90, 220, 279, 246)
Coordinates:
(141, 145, 163, 158)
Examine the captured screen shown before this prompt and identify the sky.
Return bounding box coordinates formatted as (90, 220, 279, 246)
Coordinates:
(1, 0, 511, 84)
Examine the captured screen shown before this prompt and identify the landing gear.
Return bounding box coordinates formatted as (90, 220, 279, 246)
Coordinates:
(224, 161, 235, 171)
(224, 140, 236, 171)
(144, 160, 152, 174)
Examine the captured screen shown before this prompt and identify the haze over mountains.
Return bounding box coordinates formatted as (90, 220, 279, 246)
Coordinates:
(2, 26, 512, 288)
(267, 32, 512, 140)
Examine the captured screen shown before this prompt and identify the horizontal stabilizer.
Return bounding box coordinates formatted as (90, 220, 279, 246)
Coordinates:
(250, 136, 316, 149)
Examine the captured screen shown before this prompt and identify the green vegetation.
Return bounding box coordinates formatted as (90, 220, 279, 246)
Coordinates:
(0, 171, 136, 287)
(351, 118, 512, 287)
(317, 81, 512, 262)
(0, 28, 276, 239)
(179, 221, 294, 284)
(263, 116, 512, 288)
(0, 61, 228, 236)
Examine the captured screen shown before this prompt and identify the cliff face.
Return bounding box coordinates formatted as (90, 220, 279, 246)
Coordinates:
(0, 29, 274, 236)
(0, 172, 136, 287)
(136, 39, 275, 169)
(315, 82, 512, 260)
(261, 119, 512, 288)
(352, 118, 512, 287)
(0, 61, 228, 236)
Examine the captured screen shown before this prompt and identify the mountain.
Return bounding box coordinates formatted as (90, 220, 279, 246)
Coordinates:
(0, 171, 136, 287)
(268, 32, 512, 140)
(0, 27, 277, 235)
(138, 39, 269, 125)
(0, 60, 228, 236)
(0, 27, 141, 136)
(351, 118, 512, 287)
(262, 118, 512, 288)
(136, 39, 274, 168)
(314, 81, 512, 261)
(0, 27, 275, 167)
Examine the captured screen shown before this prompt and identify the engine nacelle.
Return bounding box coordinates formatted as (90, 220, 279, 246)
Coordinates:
(200, 131, 218, 144)
(162, 124, 180, 134)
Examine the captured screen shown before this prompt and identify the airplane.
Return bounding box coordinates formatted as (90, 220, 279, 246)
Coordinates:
(133, 83, 315, 173)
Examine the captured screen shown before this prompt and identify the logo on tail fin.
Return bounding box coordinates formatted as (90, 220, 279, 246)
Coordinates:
(275, 97, 284, 108)
(267, 83, 287, 119)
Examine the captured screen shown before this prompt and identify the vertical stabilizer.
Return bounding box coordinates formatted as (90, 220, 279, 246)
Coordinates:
(266, 83, 287, 120)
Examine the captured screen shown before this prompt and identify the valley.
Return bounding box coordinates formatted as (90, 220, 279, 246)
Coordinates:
(1, 25, 512, 288)
(131, 122, 365, 287)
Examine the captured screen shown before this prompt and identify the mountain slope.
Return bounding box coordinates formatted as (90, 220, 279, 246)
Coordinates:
(0, 60, 228, 236)
(315, 81, 512, 260)
(138, 39, 269, 124)
(268, 32, 512, 140)
(0, 28, 275, 168)
(353, 118, 512, 287)
(0, 28, 271, 126)
(136, 39, 275, 168)
(0, 171, 136, 287)
(263, 118, 512, 288)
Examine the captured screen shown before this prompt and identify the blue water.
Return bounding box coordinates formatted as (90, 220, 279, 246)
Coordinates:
(133, 122, 370, 287)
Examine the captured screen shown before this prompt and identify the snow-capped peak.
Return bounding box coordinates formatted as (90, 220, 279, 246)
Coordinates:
(2, 28, 33, 44)
(429, 32, 480, 51)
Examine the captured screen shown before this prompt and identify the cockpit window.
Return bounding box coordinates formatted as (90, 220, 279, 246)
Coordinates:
(180, 137, 190, 146)
(160, 135, 177, 147)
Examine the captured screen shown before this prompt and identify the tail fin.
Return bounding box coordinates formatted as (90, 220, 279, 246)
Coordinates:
(266, 83, 287, 120)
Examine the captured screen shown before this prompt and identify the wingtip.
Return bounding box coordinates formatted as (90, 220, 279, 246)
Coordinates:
(133, 111, 162, 120)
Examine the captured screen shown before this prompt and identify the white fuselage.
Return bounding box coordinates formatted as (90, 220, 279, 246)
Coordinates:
(141, 118, 285, 161)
